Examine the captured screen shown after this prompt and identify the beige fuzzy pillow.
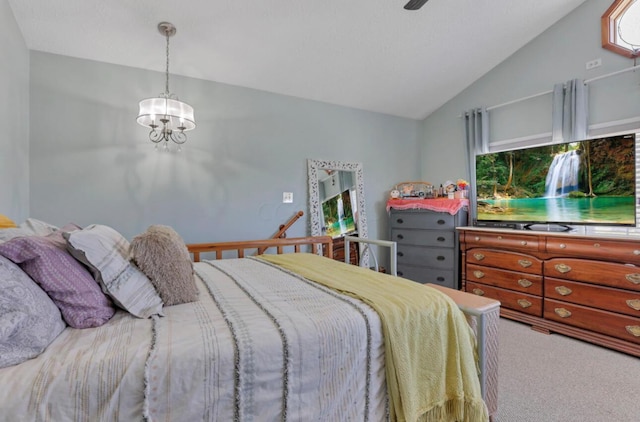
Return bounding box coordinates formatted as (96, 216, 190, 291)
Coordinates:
(130, 225, 198, 306)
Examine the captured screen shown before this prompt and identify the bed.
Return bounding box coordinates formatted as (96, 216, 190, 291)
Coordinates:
(0, 220, 496, 422)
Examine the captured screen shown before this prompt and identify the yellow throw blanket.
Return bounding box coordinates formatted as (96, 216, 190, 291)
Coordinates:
(258, 253, 488, 422)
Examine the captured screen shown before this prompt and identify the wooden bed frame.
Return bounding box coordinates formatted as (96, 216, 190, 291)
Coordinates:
(187, 235, 333, 262)
(186, 235, 500, 419)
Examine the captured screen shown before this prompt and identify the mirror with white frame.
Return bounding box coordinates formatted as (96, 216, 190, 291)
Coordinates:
(307, 158, 368, 244)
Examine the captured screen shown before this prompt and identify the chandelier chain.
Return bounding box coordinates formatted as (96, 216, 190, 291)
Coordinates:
(165, 29, 171, 96)
(137, 21, 195, 151)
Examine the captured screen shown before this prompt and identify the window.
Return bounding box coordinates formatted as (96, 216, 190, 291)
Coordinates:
(601, 0, 640, 58)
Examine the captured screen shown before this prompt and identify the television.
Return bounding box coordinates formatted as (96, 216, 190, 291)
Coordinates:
(474, 133, 637, 230)
(321, 189, 357, 237)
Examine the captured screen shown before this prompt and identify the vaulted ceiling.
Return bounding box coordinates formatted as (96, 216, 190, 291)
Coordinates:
(8, 0, 588, 119)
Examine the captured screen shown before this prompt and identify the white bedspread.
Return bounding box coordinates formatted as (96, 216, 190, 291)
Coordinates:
(0, 259, 387, 421)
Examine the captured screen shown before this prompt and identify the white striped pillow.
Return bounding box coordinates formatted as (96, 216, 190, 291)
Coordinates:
(64, 224, 164, 318)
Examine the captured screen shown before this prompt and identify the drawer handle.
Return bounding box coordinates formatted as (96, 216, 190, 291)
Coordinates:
(397, 252, 404, 257)
(473, 253, 485, 261)
(396, 234, 404, 240)
(626, 299, 640, 311)
(437, 219, 446, 225)
(626, 326, 640, 337)
(437, 256, 445, 261)
(625, 273, 640, 285)
(437, 236, 445, 242)
(472, 288, 485, 296)
(520, 241, 528, 246)
(396, 218, 404, 224)
(517, 279, 533, 288)
(473, 270, 485, 279)
(436, 276, 445, 282)
(475, 236, 481, 241)
(555, 286, 573, 296)
(554, 308, 572, 318)
(559, 243, 566, 249)
(634, 250, 640, 256)
(517, 299, 532, 309)
(555, 263, 572, 273)
(497, 236, 503, 240)
(593, 243, 600, 248)
(518, 259, 532, 268)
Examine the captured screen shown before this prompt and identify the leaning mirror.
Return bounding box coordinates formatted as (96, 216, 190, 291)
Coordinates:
(307, 159, 369, 263)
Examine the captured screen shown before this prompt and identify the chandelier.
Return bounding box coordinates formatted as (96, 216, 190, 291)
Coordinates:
(137, 22, 195, 150)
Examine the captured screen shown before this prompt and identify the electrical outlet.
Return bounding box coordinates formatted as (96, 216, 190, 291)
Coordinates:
(283, 192, 293, 203)
(585, 58, 602, 70)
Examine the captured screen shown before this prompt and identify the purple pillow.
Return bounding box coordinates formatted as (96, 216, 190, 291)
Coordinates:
(0, 235, 115, 328)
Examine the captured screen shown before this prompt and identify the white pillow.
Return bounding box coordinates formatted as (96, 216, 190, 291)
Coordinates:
(64, 224, 164, 318)
(0, 255, 66, 368)
(19, 218, 59, 236)
(0, 218, 59, 244)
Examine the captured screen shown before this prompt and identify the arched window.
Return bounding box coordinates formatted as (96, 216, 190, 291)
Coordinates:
(601, 0, 640, 58)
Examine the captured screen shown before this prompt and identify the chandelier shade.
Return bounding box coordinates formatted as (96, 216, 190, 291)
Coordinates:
(137, 97, 196, 131)
(137, 22, 195, 148)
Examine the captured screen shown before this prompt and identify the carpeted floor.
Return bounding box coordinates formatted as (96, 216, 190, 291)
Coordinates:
(494, 318, 639, 422)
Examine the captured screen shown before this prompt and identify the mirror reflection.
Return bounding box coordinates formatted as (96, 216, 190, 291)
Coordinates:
(318, 170, 357, 237)
(307, 159, 368, 264)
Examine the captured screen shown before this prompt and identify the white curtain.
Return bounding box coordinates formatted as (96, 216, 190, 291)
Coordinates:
(552, 79, 589, 143)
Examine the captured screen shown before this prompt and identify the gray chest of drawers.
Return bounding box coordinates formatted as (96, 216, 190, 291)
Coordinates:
(389, 208, 468, 288)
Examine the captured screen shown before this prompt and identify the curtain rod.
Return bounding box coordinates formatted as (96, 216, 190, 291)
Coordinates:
(584, 64, 640, 83)
(481, 64, 640, 113)
(486, 90, 553, 111)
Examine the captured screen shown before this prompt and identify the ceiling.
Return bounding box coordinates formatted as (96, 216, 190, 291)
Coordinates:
(8, 0, 588, 120)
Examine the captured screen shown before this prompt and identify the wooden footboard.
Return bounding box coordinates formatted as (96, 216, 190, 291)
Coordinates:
(187, 235, 333, 262)
(427, 283, 500, 420)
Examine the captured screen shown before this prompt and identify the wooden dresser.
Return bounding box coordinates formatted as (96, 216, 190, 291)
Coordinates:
(458, 227, 640, 357)
(331, 236, 359, 265)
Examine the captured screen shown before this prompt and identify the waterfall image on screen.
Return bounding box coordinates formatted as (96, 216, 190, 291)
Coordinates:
(545, 150, 581, 197)
(475, 134, 636, 226)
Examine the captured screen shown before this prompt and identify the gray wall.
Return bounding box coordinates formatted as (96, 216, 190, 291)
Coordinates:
(1, 0, 29, 221)
(22, 0, 634, 244)
(420, 0, 640, 183)
(29, 52, 420, 242)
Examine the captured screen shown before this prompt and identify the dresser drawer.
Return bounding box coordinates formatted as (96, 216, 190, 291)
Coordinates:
(397, 245, 454, 269)
(545, 258, 640, 292)
(466, 281, 542, 316)
(546, 237, 640, 264)
(466, 248, 542, 274)
(397, 264, 455, 288)
(391, 229, 454, 247)
(545, 299, 640, 344)
(390, 211, 454, 229)
(545, 278, 640, 317)
(463, 231, 540, 253)
(467, 264, 543, 295)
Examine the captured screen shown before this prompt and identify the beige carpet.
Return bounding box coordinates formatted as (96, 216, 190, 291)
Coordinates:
(494, 318, 639, 422)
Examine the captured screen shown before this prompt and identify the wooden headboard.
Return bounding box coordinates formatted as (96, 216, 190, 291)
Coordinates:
(187, 236, 333, 262)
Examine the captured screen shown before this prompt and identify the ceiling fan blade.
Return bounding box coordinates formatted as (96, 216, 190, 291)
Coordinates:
(404, 0, 429, 10)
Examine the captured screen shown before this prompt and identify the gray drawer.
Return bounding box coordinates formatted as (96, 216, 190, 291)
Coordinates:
(391, 229, 454, 247)
(396, 264, 456, 288)
(390, 211, 455, 229)
(396, 245, 454, 269)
